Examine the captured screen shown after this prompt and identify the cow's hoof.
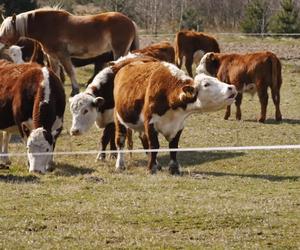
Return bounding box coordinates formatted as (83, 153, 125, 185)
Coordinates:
(70, 88, 80, 97)
(109, 153, 117, 160)
(115, 166, 125, 172)
(169, 161, 181, 175)
(96, 153, 106, 162)
(0, 163, 9, 169)
(258, 117, 265, 123)
(276, 115, 282, 121)
(147, 166, 157, 175)
(154, 160, 162, 171)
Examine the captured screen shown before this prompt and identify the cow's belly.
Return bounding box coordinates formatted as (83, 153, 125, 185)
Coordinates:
(116, 112, 144, 132)
(151, 109, 190, 142)
(95, 109, 114, 128)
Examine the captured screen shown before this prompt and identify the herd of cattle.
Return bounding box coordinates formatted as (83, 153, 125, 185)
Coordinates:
(0, 7, 283, 174)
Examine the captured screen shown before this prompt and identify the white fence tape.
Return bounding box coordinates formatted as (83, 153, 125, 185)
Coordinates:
(140, 33, 300, 37)
(1, 144, 300, 157)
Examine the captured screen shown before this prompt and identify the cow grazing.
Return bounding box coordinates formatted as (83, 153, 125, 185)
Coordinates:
(196, 52, 282, 122)
(174, 30, 220, 77)
(0, 60, 65, 173)
(69, 54, 158, 161)
(113, 61, 237, 175)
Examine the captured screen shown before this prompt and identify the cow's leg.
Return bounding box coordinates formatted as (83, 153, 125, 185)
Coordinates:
(96, 123, 115, 161)
(168, 129, 183, 175)
(115, 117, 127, 171)
(138, 132, 161, 170)
(144, 122, 160, 174)
(57, 55, 80, 96)
(257, 84, 268, 123)
(224, 105, 231, 120)
(271, 86, 282, 121)
(0, 132, 11, 167)
(109, 124, 117, 159)
(235, 93, 243, 120)
(126, 129, 133, 158)
(184, 55, 194, 77)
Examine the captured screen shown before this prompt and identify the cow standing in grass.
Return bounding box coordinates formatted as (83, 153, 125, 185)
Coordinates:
(0, 60, 65, 173)
(196, 52, 282, 122)
(113, 61, 237, 175)
(174, 30, 220, 77)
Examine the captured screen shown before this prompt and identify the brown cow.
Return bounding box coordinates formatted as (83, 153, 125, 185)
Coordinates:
(174, 30, 220, 77)
(196, 52, 282, 122)
(0, 60, 65, 172)
(114, 61, 237, 175)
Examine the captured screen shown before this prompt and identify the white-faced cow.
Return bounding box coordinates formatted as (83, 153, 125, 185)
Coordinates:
(113, 61, 237, 175)
(174, 30, 220, 77)
(0, 60, 65, 173)
(196, 52, 282, 122)
(69, 54, 158, 161)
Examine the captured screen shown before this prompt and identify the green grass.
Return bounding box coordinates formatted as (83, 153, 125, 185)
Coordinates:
(0, 39, 300, 249)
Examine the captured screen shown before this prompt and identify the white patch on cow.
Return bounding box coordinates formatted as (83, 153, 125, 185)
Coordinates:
(190, 73, 237, 112)
(112, 52, 140, 64)
(162, 62, 192, 81)
(87, 66, 114, 92)
(41, 67, 51, 103)
(8, 45, 24, 64)
(195, 52, 213, 76)
(95, 108, 114, 128)
(27, 127, 53, 173)
(193, 50, 205, 65)
(150, 109, 190, 141)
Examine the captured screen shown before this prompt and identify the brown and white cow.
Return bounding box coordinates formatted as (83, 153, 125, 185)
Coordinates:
(196, 52, 282, 122)
(174, 30, 220, 77)
(114, 61, 237, 175)
(0, 60, 65, 173)
(69, 54, 158, 161)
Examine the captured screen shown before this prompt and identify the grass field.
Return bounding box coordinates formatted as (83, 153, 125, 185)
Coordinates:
(0, 36, 299, 249)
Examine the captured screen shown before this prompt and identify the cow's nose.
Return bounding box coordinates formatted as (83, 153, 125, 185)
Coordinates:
(70, 129, 80, 136)
(29, 169, 44, 174)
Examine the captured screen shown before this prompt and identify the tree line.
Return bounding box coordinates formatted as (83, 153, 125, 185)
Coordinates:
(1, 0, 300, 34)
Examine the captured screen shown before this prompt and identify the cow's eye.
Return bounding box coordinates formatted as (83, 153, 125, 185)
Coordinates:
(83, 109, 88, 115)
(204, 83, 210, 87)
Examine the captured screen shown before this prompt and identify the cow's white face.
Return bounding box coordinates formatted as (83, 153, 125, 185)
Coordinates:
(27, 128, 54, 173)
(69, 93, 104, 136)
(192, 73, 237, 112)
(8, 45, 24, 64)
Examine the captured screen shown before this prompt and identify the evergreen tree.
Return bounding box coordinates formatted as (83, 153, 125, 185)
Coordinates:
(240, 0, 269, 33)
(181, 8, 203, 31)
(270, 0, 300, 33)
(0, 0, 37, 16)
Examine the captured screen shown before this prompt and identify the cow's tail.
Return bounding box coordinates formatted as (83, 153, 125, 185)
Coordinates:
(271, 53, 282, 92)
(174, 32, 182, 68)
(130, 21, 140, 51)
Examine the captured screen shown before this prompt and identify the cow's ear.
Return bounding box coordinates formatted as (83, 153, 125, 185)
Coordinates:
(92, 97, 105, 109)
(21, 123, 31, 138)
(180, 85, 197, 102)
(11, 13, 16, 26)
(208, 53, 215, 62)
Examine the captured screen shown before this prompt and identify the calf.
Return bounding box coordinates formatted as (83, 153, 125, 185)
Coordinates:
(69, 54, 158, 161)
(196, 52, 282, 122)
(0, 60, 65, 173)
(114, 61, 237, 175)
(174, 30, 220, 77)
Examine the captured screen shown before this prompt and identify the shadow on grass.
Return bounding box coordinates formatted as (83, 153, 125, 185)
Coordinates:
(185, 170, 300, 182)
(244, 118, 300, 125)
(0, 174, 39, 183)
(158, 151, 245, 167)
(53, 163, 95, 177)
